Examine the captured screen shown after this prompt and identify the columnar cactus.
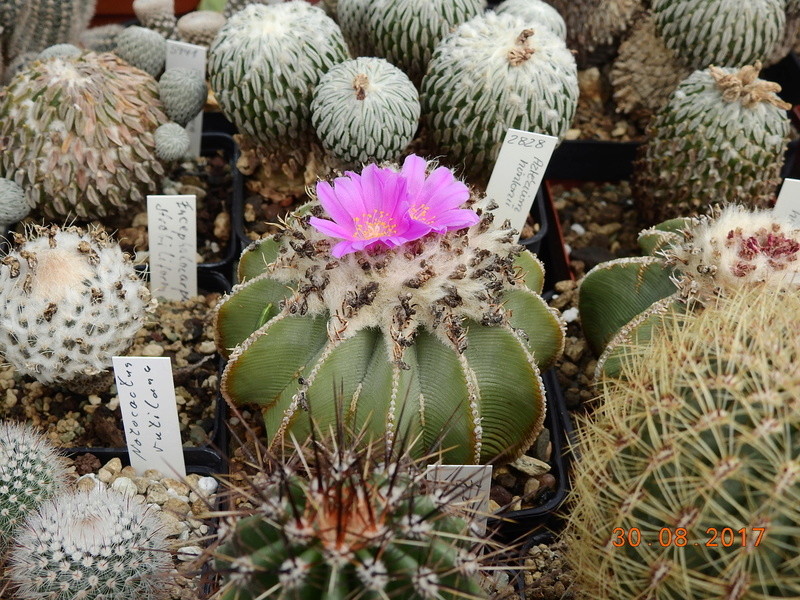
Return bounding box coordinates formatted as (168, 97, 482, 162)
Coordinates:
(213, 429, 489, 600)
(652, 0, 786, 70)
(495, 0, 567, 40)
(579, 205, 800, 376)
(311, 57, 421, 168)
(421, 12, 578, 183)
(0, 422, 68, 546)
(8, 487, 172, 600)
(214, 156, 564, 464)
(631, 63, 791, 224)
(564, 286, 800, 599)
(0, 224, 153, 387)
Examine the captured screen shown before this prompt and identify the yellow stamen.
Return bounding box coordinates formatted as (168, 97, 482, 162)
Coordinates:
(353, 210, 398, 239)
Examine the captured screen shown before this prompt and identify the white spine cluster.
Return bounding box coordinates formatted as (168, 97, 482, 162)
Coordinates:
(495, 0, 567, 40)
(0, 225, 152, 385)
(8, 487, 171, 600)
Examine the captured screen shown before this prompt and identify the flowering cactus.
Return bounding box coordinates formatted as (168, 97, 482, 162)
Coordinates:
(215, 155, 564, 464)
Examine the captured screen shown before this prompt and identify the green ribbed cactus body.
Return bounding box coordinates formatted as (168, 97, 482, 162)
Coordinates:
(653, 0, 785, 69)
(421, 12, 578, 183)
(632, 65, 791, 224)
(208, 2, 349, 161)
(215, 195, 564, 465)
(365, 0, 485, 86)
(0, 51, 171, 221)
(565, 287, 800, 599)
(337, 0, 373, 56)
(311, 57, 421, 167)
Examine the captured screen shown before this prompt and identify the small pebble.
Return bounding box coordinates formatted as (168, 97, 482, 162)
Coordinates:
(104, 458, 123, 474)
(164, 497, 191, 516)
(87, 394, 102, 406)
(510, 455, 551, 478)
(570, 223, 586, 235)
(561, 307, 579, 323)
(142, 343, 165, 357)
(197, 476, 218, 496)
(111, 476, 138, 498)
(197, 340, 216, 354)
(97, 467, 113, 483)
(76, 474, 100, 492)
(177, 546, 203, 561)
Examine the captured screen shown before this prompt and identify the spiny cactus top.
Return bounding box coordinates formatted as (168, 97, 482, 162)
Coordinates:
(653, 0, 786, 69)
(0, 51, 170, 221)
(0, 421, 68, 546)
(0, 224, 153, 386)
(421, 12, 578, 183)
(213, 429, 489, 600)
(208, 1, 349, 163)
(632, 63, 791, 224)
(495, 0, 568, 40)
(564, 286, 800, 599)
(8, 487, 172, 600)
(215, 155, 564, 464)
(310, 57, 421, 168)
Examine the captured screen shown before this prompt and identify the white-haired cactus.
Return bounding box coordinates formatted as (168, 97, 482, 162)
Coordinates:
(632, 64, 791, 224)
(421, 12, 578, 183)
(114, 25, 167, 77)
(8, 487, 172, 600)
(0, 421, 68, 546)
(0, 224, 152, 387)
(495, 0, 567, 40)
(212, 426, 489, 600)
(214, 156, 564, 464)
(311, 57, 421, 168)
(564, 286, 800, 599)
(0, 50, 203, 221)
(653, 0, 786, 70)
(579, 206, 800, 377)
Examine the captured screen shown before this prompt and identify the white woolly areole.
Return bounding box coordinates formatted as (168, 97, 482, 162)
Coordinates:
(8, 487, 171, 600)
(665, 205, 800, 297)
(0, 226, 152, 384)
(495, 0, 567, 40)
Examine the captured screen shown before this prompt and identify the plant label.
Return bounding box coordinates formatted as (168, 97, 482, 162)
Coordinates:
(485, 128, 558, 238)
(425, 464, 493, 535)
(774, 178, 800, 226)
(112, 356, 187, 478)
(165, 40, 206, 157)
(147, 194, 198, 301)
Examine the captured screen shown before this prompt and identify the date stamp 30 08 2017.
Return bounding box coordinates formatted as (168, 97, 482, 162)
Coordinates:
(610, 527, 767, 548)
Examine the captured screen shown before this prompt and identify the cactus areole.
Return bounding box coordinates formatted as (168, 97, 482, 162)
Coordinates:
(214, 156, 565, 464)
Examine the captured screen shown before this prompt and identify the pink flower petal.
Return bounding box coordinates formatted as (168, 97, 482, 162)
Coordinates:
(308, 216, 353, 240)
(426, 208, 480, 233)
(316, 181, 354, 227)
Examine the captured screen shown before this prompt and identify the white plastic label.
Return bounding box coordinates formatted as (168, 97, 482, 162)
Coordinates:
(112, 356, 187, 478)
(165, 40, 206, 157)
(425, 464, 493, 535)
(774, 178, 800, 227)
(485, 128, 558, 237)
(147, 194, 198, 301)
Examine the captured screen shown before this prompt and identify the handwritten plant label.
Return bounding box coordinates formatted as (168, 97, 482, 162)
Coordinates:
(485, 128, 558, 238)
(425, 464, 493, 535)
(147, 194, 198, 301)
(112, 356, 186, 478)
(774, 178, 800, 227)
(165, 40, 206, 157)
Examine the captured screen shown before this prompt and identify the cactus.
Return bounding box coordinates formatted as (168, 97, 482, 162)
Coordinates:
(208, 1, 349, 186)
(214, 156, 564, 464)
(114, 25, 167, 77)
(0, 224, 153, 387)
(579, 205, 800, 377)
(652, 0, 785, 70)
(176, 10, 227, 46)
(564, 286, 800, 599)
(133, 0, 177, 39)
(8, 487, 172, 600)
(311, 57, 421, 168)
(159, 67, 209, 126)
(79, 23, 124, 53)
(631, 63, 791, 225)
(0, 178, 29, 228)
(0, 421, 69, 546)
(0, 50, 203, 221)
(212, 424, 490, 600)
(421, 12, 578, 183)
(494, 0, 567, 40)
(336, 0, 374, 56)
(154, 122, 191, 160)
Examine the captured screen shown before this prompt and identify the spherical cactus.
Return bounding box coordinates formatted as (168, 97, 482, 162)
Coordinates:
(0, 224, 153, 386)
(8, 487, 172, 600)
(159, 67, 207, 126)
(0, 51, 172, 221)
(0, 421, 69, 546)
(652, 0, 786, 70)
(208, 2, 349, 168)
(364, 0, 486, 86)
(114, 25, 167, 77)
(0, 178, 29, 227)
(36, 42, 81, 61)
(564, 286, 800, 599)
(579, 206, 800, 377)
(214, 155, 564, 464)
(79, 23, 125, 53)
(213, 430, 489, 600)
(311, 57, 421, 168)
(133, 0, 177, 39)
(495, 0, 567, 40)
(421, 12, 578, 183)
(337, 0, 374, 56)
(632, 63, 791, 225)
(154, 122, 191, 160)
(176, 10, 227, 46)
